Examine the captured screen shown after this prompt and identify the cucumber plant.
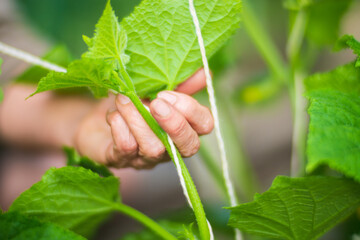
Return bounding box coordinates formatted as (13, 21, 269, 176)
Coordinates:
(1, 0, 360, 239)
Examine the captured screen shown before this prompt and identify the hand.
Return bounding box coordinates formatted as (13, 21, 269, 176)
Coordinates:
(75, 69, 214, 169)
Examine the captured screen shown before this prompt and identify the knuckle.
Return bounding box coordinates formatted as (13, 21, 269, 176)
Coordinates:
(144, 144, 165, 159)
(171, 118, 188, 137)
(120, 141, 138, 155)
(182, 136, 201, 157)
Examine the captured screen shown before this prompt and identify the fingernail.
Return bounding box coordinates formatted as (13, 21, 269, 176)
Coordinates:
(153, 99, 171, 117)
(158, 91, 177, 105)
(118, 94, 130, 105)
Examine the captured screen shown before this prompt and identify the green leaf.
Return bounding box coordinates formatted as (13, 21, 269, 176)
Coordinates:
(30, 58, 118, 98)
(335, 35, 360, 67)
(0, 211, 85, 240)
(82, 0, 129, 66)
(305, 0, 352, 46)
(305, 63, 360, 181)
(122, 0, 241, 98)
(16, 45, 73, 84)
(9, 167, 120, 237)
(228, 176, 360, 240)
(64, 147, 113, 177)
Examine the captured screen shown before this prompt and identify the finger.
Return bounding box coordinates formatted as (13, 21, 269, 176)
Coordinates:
(129, 158, 157, 170)
(115, 94, 166, 162)
(150, 99, 200, 157)
(157, 91, 214, 135)
(106, 110, 138, 159)
(175, 68, 206, 95)
(105, 144, 132, 168)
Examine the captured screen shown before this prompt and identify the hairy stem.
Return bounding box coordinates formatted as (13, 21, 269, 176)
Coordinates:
(242, 0, 287, 82)
(126, 92, 210, 240)
(113, 203, 177, 240)
(115, 58, 211, 240)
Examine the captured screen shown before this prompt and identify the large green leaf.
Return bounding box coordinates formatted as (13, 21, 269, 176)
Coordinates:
(228, 176, 360, 240)
(305, 63, 360, 181)
(122, 0, 241, 98)
(0, 211, 85, 240)
(9, 167, 120, 237)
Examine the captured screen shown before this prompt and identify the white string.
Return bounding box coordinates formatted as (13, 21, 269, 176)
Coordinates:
(188, 1, 242, 240)
(0, 41, 66, 73)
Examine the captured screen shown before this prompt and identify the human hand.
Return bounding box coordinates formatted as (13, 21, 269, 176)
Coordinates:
(75, 69, 214, 169)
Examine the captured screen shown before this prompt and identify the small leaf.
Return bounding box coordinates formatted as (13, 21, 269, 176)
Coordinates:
(122, 0, 241, 98)
(335, 35, 360, 67)
(305, 63, 360, 181)
(9, 167, 120, 237)
(0, 211, 85, 240)
(83, 0, 129, 66)
(228, 176, 360, 240)
(64, 147, 113, 177)
(30, 58, 118, 98)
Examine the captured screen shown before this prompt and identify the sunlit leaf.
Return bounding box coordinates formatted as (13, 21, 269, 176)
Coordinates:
(122, 0, 242, 97)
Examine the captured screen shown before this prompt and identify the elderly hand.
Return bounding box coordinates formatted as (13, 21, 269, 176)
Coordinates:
(75, 69, 214, 169)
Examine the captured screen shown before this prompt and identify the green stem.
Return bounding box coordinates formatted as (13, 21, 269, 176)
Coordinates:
(198, 145, 227, 197)
(115, 58, 210, 240)
(113, 203, 177, 240)
(127, 92, 210, 240)
(287, 10, 308, 177)
(242, 0, 287, 82)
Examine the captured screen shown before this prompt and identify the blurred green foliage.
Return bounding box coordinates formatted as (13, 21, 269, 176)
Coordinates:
(15, 0, 141, 57)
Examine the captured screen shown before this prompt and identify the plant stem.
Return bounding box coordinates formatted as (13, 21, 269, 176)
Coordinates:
(290, 72, 307, 177)
(242, 0, 287, 82)
(116, 58, 210, 240)
(113, 203, 177, 240)
(287, 10, 308, 177)
(126, 91, 210, 240)
(198, 145, 227, 196)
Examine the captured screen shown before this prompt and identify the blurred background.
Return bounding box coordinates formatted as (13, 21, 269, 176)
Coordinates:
(0, 0, 360, 239)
